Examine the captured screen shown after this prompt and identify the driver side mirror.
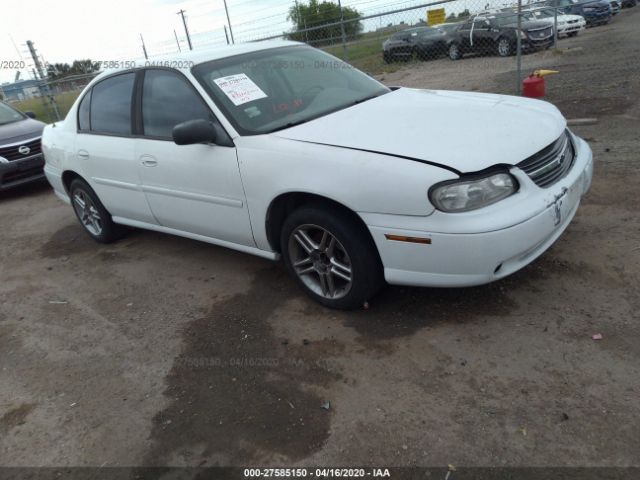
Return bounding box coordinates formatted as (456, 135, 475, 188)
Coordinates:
(173, 119, 217, 146)
(25, 111, 36, 119)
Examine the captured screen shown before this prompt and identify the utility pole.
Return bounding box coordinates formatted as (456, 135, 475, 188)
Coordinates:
(140, 34, 149, 59)
(177, 9, 193, 50)
(26, 40, 60, 122)
(337, 0, 348, 60)
(26, 40, 45, 80)
(174, 29, 182, 52)
(223, 0, 235, 44)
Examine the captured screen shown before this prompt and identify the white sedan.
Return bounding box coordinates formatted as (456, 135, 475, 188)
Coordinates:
(528, 8, 587, 37)
(42, 40, 593, 309)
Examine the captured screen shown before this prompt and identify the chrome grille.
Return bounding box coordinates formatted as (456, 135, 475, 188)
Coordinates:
(517, 131, 575, 188)
(0, 138, 42, 162)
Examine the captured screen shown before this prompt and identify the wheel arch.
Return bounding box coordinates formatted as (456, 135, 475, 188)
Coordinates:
(61, 170, 87, 195)
(265, 192, 379, 258)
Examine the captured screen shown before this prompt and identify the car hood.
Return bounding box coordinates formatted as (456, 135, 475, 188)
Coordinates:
(273, 88, 566, 173)
(0, 117, 46, 145)
(560, 14, 586, 21)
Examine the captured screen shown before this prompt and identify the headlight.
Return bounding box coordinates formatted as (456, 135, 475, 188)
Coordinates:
(429, 172, 518, 213)
(520, 30, 528, 39)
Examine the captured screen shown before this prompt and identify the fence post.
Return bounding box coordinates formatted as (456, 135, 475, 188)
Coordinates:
(39, 81, 61, 123)
(516, 0, 522, 95)
(553, 0, 559, 48)
(337, 0, 348, 61)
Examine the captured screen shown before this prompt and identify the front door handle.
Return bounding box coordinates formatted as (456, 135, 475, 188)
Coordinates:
(141, 158, 158, 167)
(77, 150, 90, 160)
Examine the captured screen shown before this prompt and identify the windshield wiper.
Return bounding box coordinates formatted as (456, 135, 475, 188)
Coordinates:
(352, 92, 386, 106)
(268, 118, 311, 133)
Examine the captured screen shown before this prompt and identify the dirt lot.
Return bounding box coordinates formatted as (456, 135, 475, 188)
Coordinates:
(1, 8, 639, 473)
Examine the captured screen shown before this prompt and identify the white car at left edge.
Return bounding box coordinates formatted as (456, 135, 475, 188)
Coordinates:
(42, 40, 593, 309)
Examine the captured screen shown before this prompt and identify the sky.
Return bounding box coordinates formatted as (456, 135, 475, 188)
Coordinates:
(0, 0, 512, 84)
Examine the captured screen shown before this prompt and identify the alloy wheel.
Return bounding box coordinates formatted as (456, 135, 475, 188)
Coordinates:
(498, 39, 511, 56)
(72, 189, 103, 236)
(288, 224, 353, 300)
(449, 44, 459, 59)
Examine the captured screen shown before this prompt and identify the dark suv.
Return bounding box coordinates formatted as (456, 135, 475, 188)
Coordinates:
(0, 102, 46, 191)
(448, 13, 554, 60)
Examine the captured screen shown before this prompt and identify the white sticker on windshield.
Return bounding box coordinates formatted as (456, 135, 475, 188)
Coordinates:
(213, 73, 268, 106)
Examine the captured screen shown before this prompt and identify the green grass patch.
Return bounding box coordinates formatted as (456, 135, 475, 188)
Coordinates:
(321, 32, 422, 76)
(10, 90, 81, 124)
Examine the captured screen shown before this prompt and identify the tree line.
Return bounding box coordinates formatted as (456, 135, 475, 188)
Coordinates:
(287, 0, 363, 45)
(46, 60, 101, 80)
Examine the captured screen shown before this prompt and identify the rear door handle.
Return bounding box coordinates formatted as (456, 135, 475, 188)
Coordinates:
(77, 150, 90, 160)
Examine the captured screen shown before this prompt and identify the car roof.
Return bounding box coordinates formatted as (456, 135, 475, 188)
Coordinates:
(98, 39, 303, 76)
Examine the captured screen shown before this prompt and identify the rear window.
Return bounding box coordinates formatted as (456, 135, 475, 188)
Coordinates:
(90, 73, 135, 136)
(77, 90, 91, 131)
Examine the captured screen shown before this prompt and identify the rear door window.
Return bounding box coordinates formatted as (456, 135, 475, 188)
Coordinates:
(90, 73, 135, 136)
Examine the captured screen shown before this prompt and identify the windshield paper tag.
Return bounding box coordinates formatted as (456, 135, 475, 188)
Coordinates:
(213, 73, 268, 106)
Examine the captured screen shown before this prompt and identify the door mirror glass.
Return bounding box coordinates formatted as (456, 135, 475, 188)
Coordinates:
(173, 119, 217, 145)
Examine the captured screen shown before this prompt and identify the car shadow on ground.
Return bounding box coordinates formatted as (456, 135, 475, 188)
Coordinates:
(0, 179, 51, 202)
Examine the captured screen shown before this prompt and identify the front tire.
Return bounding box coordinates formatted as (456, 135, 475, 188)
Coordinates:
(448, 43, 462, 60)
(280, 205, 384, 309)
(69, 179, 125, 244)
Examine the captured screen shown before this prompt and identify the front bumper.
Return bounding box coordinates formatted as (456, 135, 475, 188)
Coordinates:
(585, 12, 611, 24)
(362, 134, 593, 288)
(0, 154, 46, 191)
(558, 22, 586, 35)
(523, 36, 554, 50)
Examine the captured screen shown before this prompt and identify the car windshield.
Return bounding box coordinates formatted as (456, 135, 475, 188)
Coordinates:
(192, 45, 390, 135)
(533, 8, 556, 17)
(0, 102, 26, 125)
(438, 24, 458, 32)
(491, 14, 517, 25)
(418, 28, 444, 37)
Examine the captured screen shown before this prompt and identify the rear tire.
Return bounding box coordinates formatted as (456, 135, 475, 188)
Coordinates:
(69, 179, 126, 244)
(280, 205, 384, 309)
(497, 37, 512, 57)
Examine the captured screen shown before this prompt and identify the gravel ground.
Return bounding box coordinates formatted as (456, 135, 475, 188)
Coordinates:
(0, 8, 639, 473)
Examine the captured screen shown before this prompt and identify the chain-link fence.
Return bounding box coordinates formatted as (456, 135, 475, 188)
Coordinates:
(5, 72, 98, 124)
(3, 0, 631, 124)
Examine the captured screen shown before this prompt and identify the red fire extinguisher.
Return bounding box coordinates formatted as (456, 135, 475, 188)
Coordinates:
(522, 70, 559, 98)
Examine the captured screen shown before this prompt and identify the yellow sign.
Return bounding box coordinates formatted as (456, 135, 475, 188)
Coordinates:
(427, 8, 446, 26)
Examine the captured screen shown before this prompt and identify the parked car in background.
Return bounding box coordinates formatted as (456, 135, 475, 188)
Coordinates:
(621, 0, 637, 8)
(526, 7, 586, 37)
(0, 101, 46, 191)
(448, 13, 554, 60)
(382, 27, 428, 63)
(414, 26, 453, 60)
(608, 0, 621, 14)
(42, 41, 593, 309)
(548, 0, 611, 26)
